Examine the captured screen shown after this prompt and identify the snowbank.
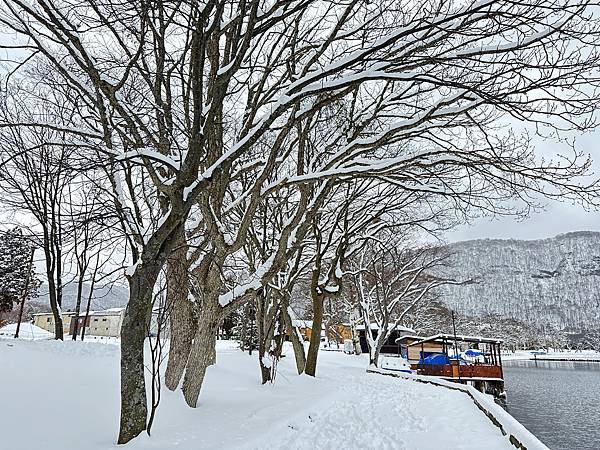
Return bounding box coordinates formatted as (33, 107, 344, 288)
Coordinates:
(503, 350, 600, 362)
(0, 322, 53, 340)
(368, 367, 549, 450)
(0, 339, 517, 450)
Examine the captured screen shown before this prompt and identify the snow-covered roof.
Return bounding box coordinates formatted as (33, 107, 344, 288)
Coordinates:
(408, 334, 503, 346)
(86, 308, 125, 317)
(356, 323, 415, 333)
(34, 307, 127, 318)
(33, 311, 76, 316)
(394, 335, 426, 343)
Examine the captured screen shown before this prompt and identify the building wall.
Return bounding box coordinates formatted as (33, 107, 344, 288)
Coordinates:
(36, 310, 159, 338)
(85, 314, 122, 337)
(33, 313, 73, 334)
(359, 329, 410, 355)
(407, 342, 445, 363)
(297, 324, 351, 343)
(329, 324, 352, 342)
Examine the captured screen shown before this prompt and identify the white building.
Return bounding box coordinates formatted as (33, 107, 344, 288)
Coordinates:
(34, 307, 165, 338)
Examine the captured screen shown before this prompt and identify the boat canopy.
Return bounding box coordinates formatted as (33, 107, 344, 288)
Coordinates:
(408, 334, 503, 347)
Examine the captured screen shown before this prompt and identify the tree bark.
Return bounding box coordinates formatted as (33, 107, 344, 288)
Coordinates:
(47, 276, 64, 340)
(71, 273, 85, 340)
(256, 291, 272, 384)
(164, 229, 196, 391)
(181, 299, 219, 407)
(350, 320, 362, 355)
(305, 293, 324, 377)
(368, 333, 386, 367)
(281, 305, 306, 374)
(117, 261, 161, 444)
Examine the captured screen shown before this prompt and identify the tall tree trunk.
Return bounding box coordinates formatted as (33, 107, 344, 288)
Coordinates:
(350, 320, 362, 355)
(42, 231, 63, 340)
(256, 292, 272, 384)
(72, 273, 85, 340)
(305, 293, 324, 377)
(258, 352, 271, 384)
(181, 297, 220, 407)
(369, 333, 386, 367)
(164, 229, 196, 391)
(117, 262, 161, 444)
(47, 277, 64, 340)
(281, 305, 306, 374)
(80, 258, 99, 342)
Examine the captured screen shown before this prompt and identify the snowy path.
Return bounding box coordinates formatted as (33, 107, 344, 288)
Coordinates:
(0, 339, 513, 450)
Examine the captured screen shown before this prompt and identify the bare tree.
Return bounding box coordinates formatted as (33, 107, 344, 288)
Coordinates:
(0, 122, 78, 339)
(2, 0, 600, 443)
(67, 183, 122, 339)
(350, 238, 459, 367)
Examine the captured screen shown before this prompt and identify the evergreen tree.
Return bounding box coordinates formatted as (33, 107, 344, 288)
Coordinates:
(232, 303, 258, 353)
(0, 228, 39, 314)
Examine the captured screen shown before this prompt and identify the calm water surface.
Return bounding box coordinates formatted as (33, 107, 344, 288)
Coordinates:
(503, 360, 600, 450)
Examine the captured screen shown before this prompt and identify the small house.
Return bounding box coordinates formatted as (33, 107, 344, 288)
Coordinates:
(357, 324, 416, 355)
(71, 308, 125, 337)
(395, 335, 438, 365)
(33, 311, 77, 334)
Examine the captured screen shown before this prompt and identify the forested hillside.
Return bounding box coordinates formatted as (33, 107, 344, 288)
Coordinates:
(439, 232, 600, 331)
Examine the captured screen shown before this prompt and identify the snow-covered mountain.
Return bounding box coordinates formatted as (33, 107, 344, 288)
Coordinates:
(438, 231, 600, 331)
(35, 282, 128, 312)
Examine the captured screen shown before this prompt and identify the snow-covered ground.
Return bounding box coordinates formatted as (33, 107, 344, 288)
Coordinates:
(503, 349, 600, 361)
(0, 339, 519, 450)
(0, 322, 53, 340)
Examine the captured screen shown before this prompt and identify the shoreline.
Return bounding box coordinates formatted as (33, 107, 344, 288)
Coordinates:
(502, 350, 600, 362)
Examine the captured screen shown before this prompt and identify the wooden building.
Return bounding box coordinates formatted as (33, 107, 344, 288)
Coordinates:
(291, 319, 352, 344)
(357, 324, 416, 355)
(395, 335, 442, 365)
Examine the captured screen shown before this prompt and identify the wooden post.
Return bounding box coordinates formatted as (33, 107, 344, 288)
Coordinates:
(497, 343, 504, 379)
(451, 311, 461, 382)
(14, 248, 35, 339)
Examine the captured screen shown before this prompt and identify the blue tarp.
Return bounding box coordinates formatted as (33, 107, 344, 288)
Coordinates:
(419, 353, 450, 365)
(464, 349, 482, 357)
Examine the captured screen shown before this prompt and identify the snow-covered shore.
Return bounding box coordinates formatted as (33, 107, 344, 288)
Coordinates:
(1, 339, 526, 450)
(502, 350, 600, 362)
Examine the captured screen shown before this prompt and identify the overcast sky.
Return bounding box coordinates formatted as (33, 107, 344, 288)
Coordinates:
(446, 129, 600, 242)
(445, 202, 600, 242)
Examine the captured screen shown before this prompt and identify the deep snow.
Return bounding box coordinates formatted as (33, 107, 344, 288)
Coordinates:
(0, 322, 53, 340)
(0, 339, 516, 450)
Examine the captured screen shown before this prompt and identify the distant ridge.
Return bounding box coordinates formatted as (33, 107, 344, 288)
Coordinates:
(438, 231, 600, 330)
(35, 282, 128, 312)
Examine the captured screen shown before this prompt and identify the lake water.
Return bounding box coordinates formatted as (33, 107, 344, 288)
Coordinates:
(503, 359, 600, 450)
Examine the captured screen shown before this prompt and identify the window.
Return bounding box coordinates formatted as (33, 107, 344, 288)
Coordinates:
(106, 327, 109, 331)
(102, 318, 107, 322)
(93, 318, 98, 322)
(47, 318, 51, 322)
